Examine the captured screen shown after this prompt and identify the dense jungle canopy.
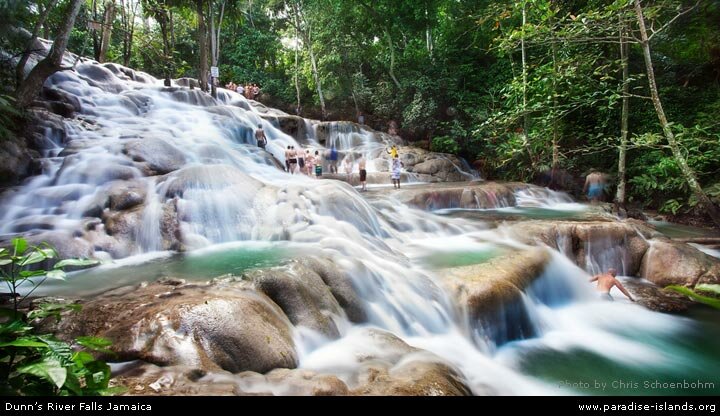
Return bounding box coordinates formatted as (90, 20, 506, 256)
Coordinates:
(2, 0, 720, 222)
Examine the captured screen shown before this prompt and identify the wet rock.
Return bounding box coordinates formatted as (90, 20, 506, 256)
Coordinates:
(165, 89, 218, 107)
(174, 78, 201, 89)
(49, 280, 298, 374)
(25, 230, 95, 260)
(243, 261, 344, 338)
(271, 115, 311, 143)
(124, 137, 187, 175)
(33, 183, 95, 206)
(41, 86, 82, 114)
(75, 63, 127, 94)
(103, 205, 142, 239)
(640, 239, 720, 287)
(301, 257, 367, 323)
(6, 215, 57, 233)
(113, 362, 239, 396)
(439, 248, 552, 343)
(160, 199, 183, 251)
(351, 359, 473, 396)
(0, 138, 40, 186)
(84, 228, 131, 259)
(388, 181, 522, 211)
(108, 182, 146, 211)
(235, 368, 350, 396)
(623, 279, 693, 313)
(159, 165, 263, 198)
(507, 220, 654, 276)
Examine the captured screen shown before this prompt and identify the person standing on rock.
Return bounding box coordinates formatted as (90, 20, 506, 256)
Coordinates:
(589, 268, 635, 302)
(296, 146, 305, 174)
(391, 157, 403, 189)
(358, 155, 368, 192)
(255, 124, 267, 150)
(314, 150, 323, 178)
(583, 170, 607, 203)
(343, 157, 353, 183)
(284, 146, 291, 172)
(305, 149, 315, 176)
(328, 145, 339, 174)
(288, 146, 298, 174)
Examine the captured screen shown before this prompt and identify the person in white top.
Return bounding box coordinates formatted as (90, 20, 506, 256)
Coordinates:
(343, 158, 353, 182)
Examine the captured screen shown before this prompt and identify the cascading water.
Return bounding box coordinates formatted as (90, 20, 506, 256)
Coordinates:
(3, 57, 718, 395)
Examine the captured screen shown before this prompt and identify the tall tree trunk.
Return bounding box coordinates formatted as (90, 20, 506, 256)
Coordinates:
(291, 1, 325, 119)
(16, 0, 85, 108)
(154, 6, 172, 85)
(197, 0, 209, 92)
(120, 0, 137, 67)
(120, 0, 128, 64)
(16, 0, 59, 88)
(209, 0, 216, 98)
(212, 0, 225, 65)
(209, 0, 224, 98)
(98, 0, 116, 63)
(550, 13, 559, 171)
(127, 1, 136, 66)
(307, 38, 326, 119)
(634, 0, 720, 226)
(615, 14, 630, 206)
(92, 0, 101, 60)
(169, 8, 176, 51)
(520, 0, 534, 168)
(425, 7, 433, 58)
(384, 28, 401, 89)
(294, 22, 300, 114)
(42, 1, 51, 39)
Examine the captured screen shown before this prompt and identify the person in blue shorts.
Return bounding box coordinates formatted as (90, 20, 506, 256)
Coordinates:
(583, 171, 606, 203)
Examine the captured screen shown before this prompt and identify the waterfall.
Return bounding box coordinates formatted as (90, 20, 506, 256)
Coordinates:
(4, 57, 717, 396)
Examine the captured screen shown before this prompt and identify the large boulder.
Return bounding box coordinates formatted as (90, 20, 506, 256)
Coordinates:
(123, 137, 187, 175)
(243, 261, 345, 338)
(439, 248, 551, 344)
(25, 230, 95, 260)
(350, 359, 473, 396)
(622, 279, 693, 313)
(235, 368, 350, 396)
(411, 158, 464, 182)
(301, 257, 367, 323)
(506, 220, 654, 276)
(640, 239, 720, 287)
(47, 279, 298, 374)
(107, 180, 146, 211)
(159, 164, 263, 198)
(385, 182, 526, 211)
(113, 362, 239, 396)
(272, 115, 311, 143)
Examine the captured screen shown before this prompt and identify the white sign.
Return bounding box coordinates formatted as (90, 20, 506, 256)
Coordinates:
(210, 66, 219, 78)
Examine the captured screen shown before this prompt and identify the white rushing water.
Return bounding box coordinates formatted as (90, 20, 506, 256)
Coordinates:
(0, 59, 709, 395)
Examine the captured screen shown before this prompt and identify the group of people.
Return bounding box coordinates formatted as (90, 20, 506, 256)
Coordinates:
(279, 145, 368, 190)
(225, 81, 261, 100)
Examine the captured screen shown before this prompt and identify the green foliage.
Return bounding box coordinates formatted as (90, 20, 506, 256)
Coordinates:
(430, 136, 459, 154)
(5, 0, 720, 213)
(695, 284, 720, 297)
(402, 91, 438, 137)
(665, 285, 720, 310)
(0, 238, 118, 396)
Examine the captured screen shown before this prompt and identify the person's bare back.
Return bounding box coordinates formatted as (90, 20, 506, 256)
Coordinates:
(589, 268, 635, 301)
